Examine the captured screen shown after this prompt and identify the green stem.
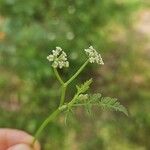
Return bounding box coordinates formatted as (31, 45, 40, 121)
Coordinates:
(32, 108, 61, 146)
(65, 60, 89, 85)
(59, 84, 67, 107)
(73, 103, 98, 107)
(53, 68, 67, 106)
(68, 92, 80, 108)
(32, 60, 89, 146)
(53, 68, 64, 85)
(32, 92, 80, 146)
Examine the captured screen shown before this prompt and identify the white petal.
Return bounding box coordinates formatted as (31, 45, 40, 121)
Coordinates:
(65, 61, 69, 67)
(47, 55, 54, 61)
(56, 47, 62, 52)
(52, 61, 58, 68)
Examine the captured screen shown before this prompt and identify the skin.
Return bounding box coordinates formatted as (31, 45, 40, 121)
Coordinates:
(0, 129, 40, 150)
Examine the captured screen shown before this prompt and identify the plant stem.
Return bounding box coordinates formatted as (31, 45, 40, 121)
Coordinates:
(59, 84, 67, 107)
(68, 92, 80, 108)
(32, 60, 89, 146)
(65, 60, 89, 85)
(32, 108, 61, 146)
(54, 60, 89, 107)
(32, 92, 79, 146)
(53, 68, 64, 85)
(53, 68, 67, 106)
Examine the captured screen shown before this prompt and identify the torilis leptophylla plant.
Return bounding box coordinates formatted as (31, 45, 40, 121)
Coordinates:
(32, 46, 128, 146)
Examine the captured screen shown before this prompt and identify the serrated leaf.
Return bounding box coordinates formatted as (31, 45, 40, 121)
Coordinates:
(84, 102, 92, 116)
(73, 93, 128, 116)
(100, 97, 128, 116)
(69, 91, 128, 120)
(64, 109, 74, 126)
(76, 78, 93, 93)
(89, 93, 102, 102)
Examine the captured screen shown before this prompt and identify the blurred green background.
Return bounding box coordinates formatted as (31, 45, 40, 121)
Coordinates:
(0, 0, 150, 149)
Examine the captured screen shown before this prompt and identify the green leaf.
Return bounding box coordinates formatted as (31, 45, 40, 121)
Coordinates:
(84, 101, 92, 116)
(72, 93, 128, 116)
(64, 109, 74, 126)
(89, 93, 102, 102)
(76, 78, 93, 94)
(99, 97, 128, 116)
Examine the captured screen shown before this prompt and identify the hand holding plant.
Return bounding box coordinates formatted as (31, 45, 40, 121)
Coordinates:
(0, 129, 40, 150)
(32, 46, 128, 147)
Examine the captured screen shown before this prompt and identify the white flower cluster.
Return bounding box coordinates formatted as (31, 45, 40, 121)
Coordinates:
(47, 47, 69, 69)
(85, 46, 104, 65)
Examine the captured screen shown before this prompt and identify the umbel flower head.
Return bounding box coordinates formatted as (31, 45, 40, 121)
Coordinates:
(47, 47, 69, 69)
(85, 46, 104, 65)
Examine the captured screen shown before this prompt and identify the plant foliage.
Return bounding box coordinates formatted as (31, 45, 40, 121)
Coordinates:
(74, 93, 128, 116)
(76, 78, 93, 94)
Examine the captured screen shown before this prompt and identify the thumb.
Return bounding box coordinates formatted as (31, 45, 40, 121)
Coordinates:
(7, 144, 32, 150)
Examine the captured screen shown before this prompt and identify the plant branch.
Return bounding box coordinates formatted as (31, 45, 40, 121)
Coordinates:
(68, 92, 80, 108)
(53, 68, 64, 85)
(32, 60, 89, 146)
(32, 103, 68, 147)
(59, 84, 67, 107)
(32, 108, 61, 146)
(65, 59, 89, 85)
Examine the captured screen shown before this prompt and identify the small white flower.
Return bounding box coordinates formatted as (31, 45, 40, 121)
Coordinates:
(89, 57, 95, 63)
(65, 61, 69, 67)
(52, 47, 62, 56)
(78, 94, 89, 100)
(47, 47, 69, 69)
(47, 55, 54, 61)
(85, 46, 104, 65)
(56, 46, 62, 51)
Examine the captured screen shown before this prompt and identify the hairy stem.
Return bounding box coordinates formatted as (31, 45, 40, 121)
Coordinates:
(65, 60, 89, 85)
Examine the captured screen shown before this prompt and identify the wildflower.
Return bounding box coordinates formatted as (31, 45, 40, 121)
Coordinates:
(47, 47, 69, 69)
(85, 46, 104, 65)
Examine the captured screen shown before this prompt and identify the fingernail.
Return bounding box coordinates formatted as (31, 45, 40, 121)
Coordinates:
(7, 144, 32, 150)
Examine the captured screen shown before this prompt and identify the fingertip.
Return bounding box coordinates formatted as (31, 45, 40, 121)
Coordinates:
(31, 140, 41, 150)
(0, 128, 41, 150)
(7, 144, 32, 150)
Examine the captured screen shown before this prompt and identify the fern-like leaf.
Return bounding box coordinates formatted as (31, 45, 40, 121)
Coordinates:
(64, 109, 74, 126)
(99, 97, 128, 116)
(76, 78, 93, 94)
(73, 93, 128, 116)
